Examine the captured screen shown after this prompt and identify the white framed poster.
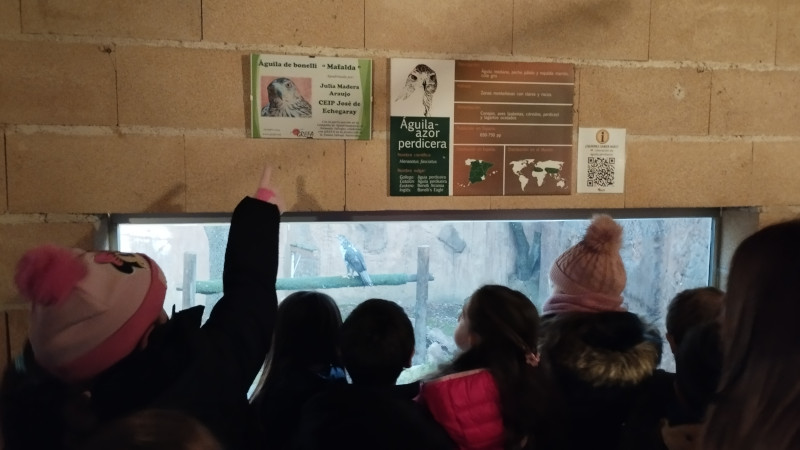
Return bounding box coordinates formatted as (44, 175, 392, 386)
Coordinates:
(250, 54, 372, 139)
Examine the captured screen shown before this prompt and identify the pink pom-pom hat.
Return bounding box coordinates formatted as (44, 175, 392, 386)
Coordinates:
(543, 214, 627, 314)
(15, 245, 167, 383)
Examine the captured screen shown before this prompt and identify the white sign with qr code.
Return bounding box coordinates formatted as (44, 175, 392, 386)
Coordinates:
(577, 127, 626, 194)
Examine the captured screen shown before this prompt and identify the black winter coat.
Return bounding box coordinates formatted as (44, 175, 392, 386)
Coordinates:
(539, 311, 663, 450)
(254, 365, 347, 450)
(290, 381, 456, 450)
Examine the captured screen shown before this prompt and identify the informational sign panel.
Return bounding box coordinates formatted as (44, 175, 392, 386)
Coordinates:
(389, 59, 455, 196)
(250, 54, 372, 139)
(390, 58, 574, 196)
(577, 127, 626, 194)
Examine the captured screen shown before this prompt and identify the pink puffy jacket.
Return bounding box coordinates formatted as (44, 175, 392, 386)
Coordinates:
(419, 369, 504, 450)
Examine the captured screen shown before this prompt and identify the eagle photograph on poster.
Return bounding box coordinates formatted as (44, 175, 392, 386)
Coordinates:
(260, 76, 313, 118)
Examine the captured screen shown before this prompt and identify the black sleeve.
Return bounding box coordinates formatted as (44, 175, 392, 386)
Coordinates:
(202, 196, 281, 389)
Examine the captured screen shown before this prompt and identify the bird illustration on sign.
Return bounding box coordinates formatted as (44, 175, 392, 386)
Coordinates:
(395, 64, 438, 117)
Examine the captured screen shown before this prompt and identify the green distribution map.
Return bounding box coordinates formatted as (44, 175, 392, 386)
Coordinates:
(468, 160, 494, 184)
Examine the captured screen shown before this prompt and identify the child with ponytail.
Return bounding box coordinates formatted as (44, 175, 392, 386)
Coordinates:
(419, 284, 565, 450)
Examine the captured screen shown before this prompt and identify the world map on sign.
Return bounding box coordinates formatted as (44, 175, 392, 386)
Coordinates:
(508, 159, 568, 191)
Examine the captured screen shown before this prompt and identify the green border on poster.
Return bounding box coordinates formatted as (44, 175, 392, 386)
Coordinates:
(250, 54, 261, 138)
(358, 59, 372, 140)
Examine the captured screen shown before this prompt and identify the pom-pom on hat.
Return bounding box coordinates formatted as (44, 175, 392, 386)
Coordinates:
(14, 245, 167, 383)
(543, 214, 627, 314)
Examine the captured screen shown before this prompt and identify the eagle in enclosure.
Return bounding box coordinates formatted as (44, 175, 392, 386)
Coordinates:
(261, 77, 313, 118)
(336, 235, 374, 286)
(395, 64, 438, 117)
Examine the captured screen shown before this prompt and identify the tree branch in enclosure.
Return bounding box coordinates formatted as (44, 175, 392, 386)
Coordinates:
(509, 222, 540, 281)
(187, 273, 435, 294)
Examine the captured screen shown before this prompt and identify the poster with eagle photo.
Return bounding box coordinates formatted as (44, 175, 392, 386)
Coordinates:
(250, 54, 372, 139)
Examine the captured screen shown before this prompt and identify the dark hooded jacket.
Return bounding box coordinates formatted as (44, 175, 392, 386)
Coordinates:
(539, 311, 662, 450)
(1, 196, 280, 450)
(255, 364, 347, 450)
(291, 381, 455, 450)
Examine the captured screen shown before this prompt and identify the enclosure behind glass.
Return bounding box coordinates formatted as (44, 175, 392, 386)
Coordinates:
(116, 212, 716, 379)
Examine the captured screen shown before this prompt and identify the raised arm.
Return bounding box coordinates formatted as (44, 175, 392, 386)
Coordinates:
(203, 165, 283, 387)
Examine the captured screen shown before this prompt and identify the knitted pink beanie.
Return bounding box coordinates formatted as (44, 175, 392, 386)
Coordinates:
(543, 214, 627, 314)
(14, 245, 167, 383)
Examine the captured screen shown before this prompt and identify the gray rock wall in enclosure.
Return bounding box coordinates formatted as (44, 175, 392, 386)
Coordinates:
(279, 217, 714, 325)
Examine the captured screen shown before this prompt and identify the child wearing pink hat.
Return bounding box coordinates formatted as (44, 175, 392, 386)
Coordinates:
(543, 214, 628, 315)
(1, 166, 283, 450)
(538, 214, 662, 450)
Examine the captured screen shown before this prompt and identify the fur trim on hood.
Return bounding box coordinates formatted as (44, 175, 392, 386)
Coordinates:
(539, 311, 662, 388)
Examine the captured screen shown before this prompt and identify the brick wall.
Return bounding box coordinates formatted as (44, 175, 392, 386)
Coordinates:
(1, 0, 799, 361)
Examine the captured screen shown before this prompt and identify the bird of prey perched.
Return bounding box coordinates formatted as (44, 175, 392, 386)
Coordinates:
(261, 77, 313, 118)
(336, 235, 374, 286)
(395, 64, 438, 117)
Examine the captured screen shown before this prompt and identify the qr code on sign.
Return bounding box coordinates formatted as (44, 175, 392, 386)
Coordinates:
(587, 157, 615, 187)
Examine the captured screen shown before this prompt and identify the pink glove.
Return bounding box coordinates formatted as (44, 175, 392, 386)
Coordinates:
(255, 166, 284, 213)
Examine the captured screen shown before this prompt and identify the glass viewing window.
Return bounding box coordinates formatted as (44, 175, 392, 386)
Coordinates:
(113, 210, 717, 380)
